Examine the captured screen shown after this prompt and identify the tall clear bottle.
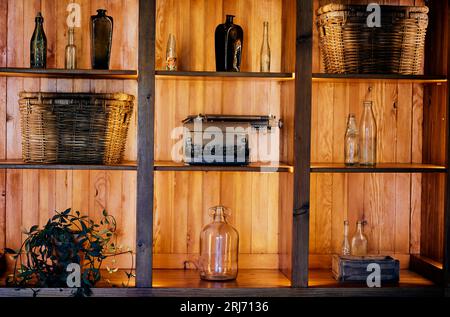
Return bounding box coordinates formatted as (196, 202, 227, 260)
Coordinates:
(351, 221, 368, 256)
(344, 113, 359, 166)
(166, 33, 177, 71)
(360, 101, 377, 166)
(260, 21, 271, 72)
(199, 206, 239, 281)
(30, 12, 47, 69)
(342, 220, 351, 256)
(65, 28, 77, 69)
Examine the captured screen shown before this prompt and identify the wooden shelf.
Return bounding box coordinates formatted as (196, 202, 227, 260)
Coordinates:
(312, 73, 447, 84)
(155, 70, 295, 81)
(0, 160, 137, 171)
(0, 68, 138, 79)
(153, 269, 291, 288)
(154, 161, 294, 173)
(310, 163, 447, 173)
(308, 269, 436, 288)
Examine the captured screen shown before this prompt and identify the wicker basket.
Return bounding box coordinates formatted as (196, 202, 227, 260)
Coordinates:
(317, 4, 429, 74)
(19, 92, 134, 164)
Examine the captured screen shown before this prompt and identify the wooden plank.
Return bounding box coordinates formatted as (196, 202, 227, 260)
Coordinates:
(155, 71, 294, 80)
(154, 161, 293, 173)
(331, 83, 348, 254)
(0, 68, 138, 79)
(153, 254, 279, 270)
(293, 0, 313, 287)
(314, 83, 333, 254)
(444, 0, 450, 289)
(411, 83, 423, 254)
(136, 0, 156, 287)
(395, 83, 413, 254)
(312, 74, 447, 84)
(0, 0, 7, 250)
(251, 174, 270, 254)
(310, 163, 446, 173)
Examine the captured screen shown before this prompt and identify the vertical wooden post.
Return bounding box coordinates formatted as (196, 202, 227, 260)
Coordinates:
(292, 0, 313, 288)
(136, 0, 156, 288)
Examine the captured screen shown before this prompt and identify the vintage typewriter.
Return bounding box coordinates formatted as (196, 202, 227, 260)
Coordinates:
(182, 114, 282, 166)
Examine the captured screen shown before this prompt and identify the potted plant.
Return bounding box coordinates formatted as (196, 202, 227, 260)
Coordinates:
(5, 209, 134, 296)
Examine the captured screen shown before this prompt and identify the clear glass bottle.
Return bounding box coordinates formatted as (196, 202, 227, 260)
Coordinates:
(166, 33, 177, 71)
(345, 113, 359, 166)
(351, 220, 368, 256)
(260, 21, 271, 72)
(65, 27, 77, 69)
(30, 12, 47, 69)
(342, 220, 351, 256)
(360, 101, 377, 166)
(199, 206, 239, 281)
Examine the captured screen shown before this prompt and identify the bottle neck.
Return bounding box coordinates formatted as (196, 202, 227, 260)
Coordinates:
(68, 29, 75, 45)
(347, 116, 357, 129)
(263, 23, 269, 39)
(344, 222, 349, 237)
(213, 212, 226, 223)
(226, 15, 235, 25)
(356, 223, 364, 235)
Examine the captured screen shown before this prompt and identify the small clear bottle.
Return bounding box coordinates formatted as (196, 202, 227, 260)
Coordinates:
(351, 220, 368, 256)
(65, 27, 77, 69)
(166, 33, 177, 71)
(199, 206, 239, 281)
(260, 21, 271, 72)
(360, 101, 377, 166)
(342, 220, 351, 256)
(344, 113, 359, 166)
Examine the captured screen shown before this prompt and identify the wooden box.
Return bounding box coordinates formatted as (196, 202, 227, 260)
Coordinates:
(332, 255, 400, 284)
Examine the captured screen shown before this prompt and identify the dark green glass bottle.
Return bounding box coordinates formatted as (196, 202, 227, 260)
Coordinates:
(30, 12, 47, 69)
(91, 9, 113, 70)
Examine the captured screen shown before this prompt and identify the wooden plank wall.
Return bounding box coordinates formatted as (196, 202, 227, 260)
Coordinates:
(310, 0, 425, 269)
(421, 0, 448, 263)
(0, 0, 138, 269)
(153, 0, 295, 270)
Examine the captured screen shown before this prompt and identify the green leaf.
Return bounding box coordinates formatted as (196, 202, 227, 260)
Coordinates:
(102, 210, 108, 217)
(4, 247, 18, 254)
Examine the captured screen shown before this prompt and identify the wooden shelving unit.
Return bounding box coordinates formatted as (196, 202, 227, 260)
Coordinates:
(0, 68, 138, 79)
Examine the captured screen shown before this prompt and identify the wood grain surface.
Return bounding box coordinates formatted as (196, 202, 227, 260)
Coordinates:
(0, 0, 138, 269)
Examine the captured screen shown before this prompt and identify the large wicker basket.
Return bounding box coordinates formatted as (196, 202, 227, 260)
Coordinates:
(19, 92, 134, 164)
(317, 4, 429, 74)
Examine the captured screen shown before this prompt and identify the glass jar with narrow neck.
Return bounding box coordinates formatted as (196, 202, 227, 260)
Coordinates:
(351, 221, 368, 256)
(65, 27, 77, 69)
(360, 101, 377, 166)
(199, 206, 239, 281)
